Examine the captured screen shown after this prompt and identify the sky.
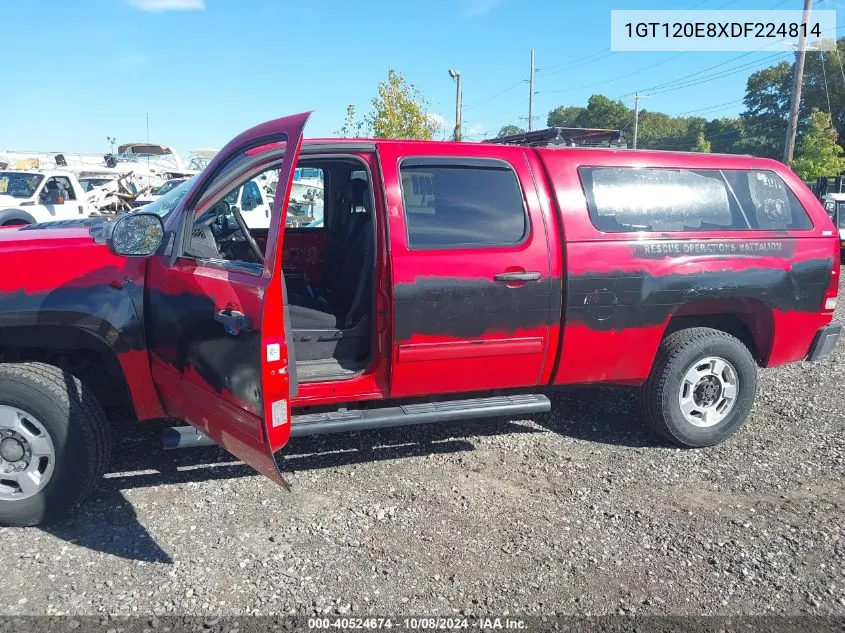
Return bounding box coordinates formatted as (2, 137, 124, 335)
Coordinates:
(3, 0, 845, 158)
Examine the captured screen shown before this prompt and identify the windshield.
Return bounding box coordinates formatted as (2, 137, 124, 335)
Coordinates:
(155, 179, 185, 196)
(78, 178, 112, 192)
(142, 175, 196, 218)
(838, 202, 845, 228)
(0, 172, 43, 198)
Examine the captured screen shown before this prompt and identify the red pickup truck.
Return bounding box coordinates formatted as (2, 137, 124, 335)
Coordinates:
(0, 112, 839, 526)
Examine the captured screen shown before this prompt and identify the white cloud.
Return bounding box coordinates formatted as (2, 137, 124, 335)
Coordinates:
(127, 0, 205, 12)
(468, 124, 487, 137)
(428, 112, 450, 129)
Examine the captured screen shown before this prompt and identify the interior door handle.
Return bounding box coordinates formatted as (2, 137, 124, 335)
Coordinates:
(214, 309, 252, 336)
(494, 271, 541, 282)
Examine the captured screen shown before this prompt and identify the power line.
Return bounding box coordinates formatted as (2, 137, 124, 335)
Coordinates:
(497, 98, 531, 119)
(652, 56, 791, 94)
(821, 49, 833, 114)
(487, 0, 834, 132)
(653, 126, 747, 150)
(625, 51, 787, 98)
(537, 49, 612, 76)
(529, 49, 535, 131)
(619, 0, 795, 99)
(618, 113, 638, 132)
(464, 80, 524, 110)
(536, 0, 744, 79)
(495, 56, 772, 132)
(468, 0, 791, 126)
(644, 53, 791, 96)
(546, 0, 791, 99)
(671, 98, 746, 116)
(543, 53, 688, 95)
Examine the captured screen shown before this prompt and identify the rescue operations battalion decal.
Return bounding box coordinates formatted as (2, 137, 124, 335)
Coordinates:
(633, 240, 794, 258)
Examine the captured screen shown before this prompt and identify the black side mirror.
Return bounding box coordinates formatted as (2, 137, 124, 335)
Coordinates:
(105, 212, 165, 257)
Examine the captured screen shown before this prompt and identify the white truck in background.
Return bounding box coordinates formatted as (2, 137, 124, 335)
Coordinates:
(224, 174, 274, 229)
(0, 170, 98, 225)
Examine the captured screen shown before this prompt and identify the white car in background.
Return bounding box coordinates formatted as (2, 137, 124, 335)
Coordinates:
(0, 170, 97, 225)
(821, 192, 845, 257)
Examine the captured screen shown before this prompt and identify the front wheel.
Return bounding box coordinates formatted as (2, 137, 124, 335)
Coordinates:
(640, 327, 758, 448)
(0, 363, 111, 526)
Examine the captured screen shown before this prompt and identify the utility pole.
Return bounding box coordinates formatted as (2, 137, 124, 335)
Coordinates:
(449, 69, 463, 141)
(529, 49, 535, 132)
(783, 0, 813, 164)
(632, 93, 640, 149)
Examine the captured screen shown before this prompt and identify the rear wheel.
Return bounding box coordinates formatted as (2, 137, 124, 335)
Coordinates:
(0, 363, 111, 526)
(640, 327, 757, 447)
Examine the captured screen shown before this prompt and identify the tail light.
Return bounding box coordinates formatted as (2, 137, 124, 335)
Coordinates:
(822, 240, 840, 314)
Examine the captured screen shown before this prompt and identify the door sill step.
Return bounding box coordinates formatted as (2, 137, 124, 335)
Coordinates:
(161, 394, 550, 449)
(289, 393, 550, 438)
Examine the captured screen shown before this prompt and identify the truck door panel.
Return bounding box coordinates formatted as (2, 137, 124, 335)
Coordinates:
(147, 112, 310, 486)
(378, 146, 557, 397)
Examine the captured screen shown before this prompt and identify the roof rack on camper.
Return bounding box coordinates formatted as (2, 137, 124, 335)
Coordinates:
(485, 126, 626, 148)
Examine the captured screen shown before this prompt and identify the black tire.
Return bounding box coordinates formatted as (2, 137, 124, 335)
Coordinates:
(640, 327, 758, 448)
(0, 363, 111, 526)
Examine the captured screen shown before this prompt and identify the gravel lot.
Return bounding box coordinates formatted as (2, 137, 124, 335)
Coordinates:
(1, 283, 844, 619)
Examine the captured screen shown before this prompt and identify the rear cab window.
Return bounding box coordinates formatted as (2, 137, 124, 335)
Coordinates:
(578, 166, 813, 233)
(398, 157, 528, 248)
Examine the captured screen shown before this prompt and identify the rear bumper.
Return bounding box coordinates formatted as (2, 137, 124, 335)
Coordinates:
(807, 324, 841, 362)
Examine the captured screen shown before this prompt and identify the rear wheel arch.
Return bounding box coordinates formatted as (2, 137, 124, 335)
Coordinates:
(665, 298, 775, 365)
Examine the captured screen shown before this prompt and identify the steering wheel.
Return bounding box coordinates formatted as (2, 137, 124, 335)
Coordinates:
(228, 203, 265, 265)
(195, 200, 265, 265)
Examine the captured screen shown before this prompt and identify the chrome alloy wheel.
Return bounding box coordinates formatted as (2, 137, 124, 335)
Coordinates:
(0, 406, 55, 500)
(678, 356, 739, 428)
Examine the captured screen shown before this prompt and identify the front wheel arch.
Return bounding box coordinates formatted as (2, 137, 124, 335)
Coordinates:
(0, 208, 36, 226)
(0, 325, 136, 419)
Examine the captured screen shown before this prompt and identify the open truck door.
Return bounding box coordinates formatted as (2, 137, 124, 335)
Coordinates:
(146, 112, 310, 487)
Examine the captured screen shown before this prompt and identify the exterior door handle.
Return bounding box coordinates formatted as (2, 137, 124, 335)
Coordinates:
(214, 309, 252, 336)
(494, 271, 541, 282)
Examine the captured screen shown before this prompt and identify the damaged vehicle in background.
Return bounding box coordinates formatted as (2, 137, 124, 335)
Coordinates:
(132, 177, 190, 209)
